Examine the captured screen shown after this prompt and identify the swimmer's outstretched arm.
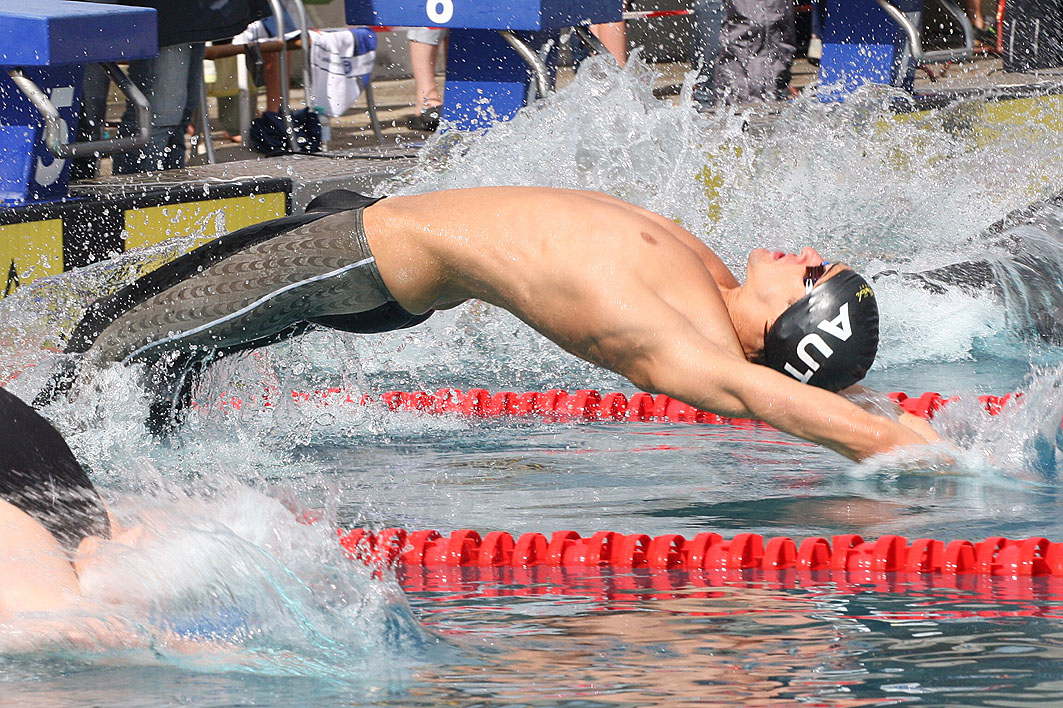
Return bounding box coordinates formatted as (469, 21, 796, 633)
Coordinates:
(1, 533, 224, 653)
(1, 609, 229, 654)
(838, 383, 942, 446)
(687, 365, 934, 460)
(0, 557, 141, 651)
(623, 323, 938, 462)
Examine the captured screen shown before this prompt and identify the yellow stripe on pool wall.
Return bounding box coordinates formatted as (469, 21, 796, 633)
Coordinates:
(0, 219, 64, 299)
(123, 193, 288, 252)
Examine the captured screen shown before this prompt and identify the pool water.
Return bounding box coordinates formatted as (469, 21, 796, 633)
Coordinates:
(4, 56, 1063, 705)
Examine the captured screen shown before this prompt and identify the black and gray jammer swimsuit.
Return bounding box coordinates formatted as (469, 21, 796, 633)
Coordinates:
(47, 190, 431, 422)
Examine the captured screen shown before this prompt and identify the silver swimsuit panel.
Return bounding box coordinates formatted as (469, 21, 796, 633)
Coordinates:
(90, 209, 392, 363)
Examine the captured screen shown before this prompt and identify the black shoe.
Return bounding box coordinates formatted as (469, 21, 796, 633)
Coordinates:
(408, 106, 441, 132)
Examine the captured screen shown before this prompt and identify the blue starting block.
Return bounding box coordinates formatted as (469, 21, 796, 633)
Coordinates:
(346, 0, 620, 130)
(0, 0, 156, 205)
(819, 0, 974, 99)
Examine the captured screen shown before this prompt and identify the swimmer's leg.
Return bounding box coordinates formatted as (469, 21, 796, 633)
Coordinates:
(142, 321, 314, 433)
(88, 211, 391, 365)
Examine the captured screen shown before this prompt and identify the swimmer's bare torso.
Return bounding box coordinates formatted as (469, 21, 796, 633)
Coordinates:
(364, 187, 746, 373)
(362, 187, 936, 460)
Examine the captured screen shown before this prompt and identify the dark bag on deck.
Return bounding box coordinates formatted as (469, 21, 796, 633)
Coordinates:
(1003, 0, 1063, 72)
(249, 108, 322, 155)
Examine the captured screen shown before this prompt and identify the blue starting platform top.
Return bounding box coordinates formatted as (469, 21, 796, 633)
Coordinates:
(346, 0, 620, 31)
(0, 0, 157, 66)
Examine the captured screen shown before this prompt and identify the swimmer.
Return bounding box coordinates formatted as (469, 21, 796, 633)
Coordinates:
(0, 386, 217, 650)
(40, 187, 938, 460)
(0, 385, 113, 629)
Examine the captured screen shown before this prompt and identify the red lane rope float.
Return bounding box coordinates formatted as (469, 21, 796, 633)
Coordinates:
(338, 528, 1062, 578)
(397, 564, 1063, 616)
(208, 387, 1019, 423)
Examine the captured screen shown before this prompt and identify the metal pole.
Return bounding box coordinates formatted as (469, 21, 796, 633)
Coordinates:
(199, 67, 217, 164)
(289, 0, 315, 109)
(498, 30, 552, 101)
(7, 62, 152, 160)
(265, 0, 298, 151)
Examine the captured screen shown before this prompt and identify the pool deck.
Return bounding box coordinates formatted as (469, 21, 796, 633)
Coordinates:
(78, 51, 1063, 205)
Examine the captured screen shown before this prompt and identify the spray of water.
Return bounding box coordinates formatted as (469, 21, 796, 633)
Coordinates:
(3, 55, 1063, 673)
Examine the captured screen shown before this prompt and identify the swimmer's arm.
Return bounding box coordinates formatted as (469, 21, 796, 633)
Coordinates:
(638, 338, 936, 461)
(0, 613, 147, 653)
(839, 383, 942, 445)
(0, 556, 82, 615)
(717, 366, 938, 461)
(0, 559, 141, 652)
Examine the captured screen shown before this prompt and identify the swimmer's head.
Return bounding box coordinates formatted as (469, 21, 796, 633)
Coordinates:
(761, 264, 879, 391)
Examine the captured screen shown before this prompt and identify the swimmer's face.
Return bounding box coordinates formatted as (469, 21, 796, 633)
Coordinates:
(745, 247, 849, 319)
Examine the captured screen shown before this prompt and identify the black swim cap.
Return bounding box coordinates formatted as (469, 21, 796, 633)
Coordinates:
(762, 268, 879, 391)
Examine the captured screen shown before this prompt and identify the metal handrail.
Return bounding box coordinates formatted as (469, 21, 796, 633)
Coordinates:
(874, 0, 974, 64)
(265, 0, 298, 151)
(289, 0, 315, 110)
(503, 24, 618, 106)
(499, 30, 552, 101)
(8, 62, 151, 160)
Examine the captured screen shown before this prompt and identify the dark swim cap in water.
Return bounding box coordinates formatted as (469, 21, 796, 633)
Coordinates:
(762, 268, 879, 391)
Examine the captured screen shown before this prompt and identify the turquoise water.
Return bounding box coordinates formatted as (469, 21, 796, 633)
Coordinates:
(3, 56, 1063, 704)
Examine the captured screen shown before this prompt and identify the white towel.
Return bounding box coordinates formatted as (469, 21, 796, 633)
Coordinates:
(234, 18, 301, 44)
(309, 29, 376, 117)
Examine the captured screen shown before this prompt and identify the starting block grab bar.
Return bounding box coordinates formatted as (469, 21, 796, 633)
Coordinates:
(875, 0, 974, 64)
(6, 61, 150, 160)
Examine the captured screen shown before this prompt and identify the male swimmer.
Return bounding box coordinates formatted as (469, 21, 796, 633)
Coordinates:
(39, 187, 938, 460)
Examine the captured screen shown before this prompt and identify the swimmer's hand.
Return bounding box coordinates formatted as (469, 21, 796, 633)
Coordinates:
(899, 412, 941, 444)
(859, 413, 956, 472)
(838, 384, 944, 455)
